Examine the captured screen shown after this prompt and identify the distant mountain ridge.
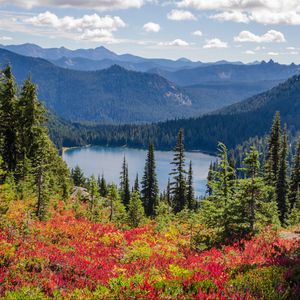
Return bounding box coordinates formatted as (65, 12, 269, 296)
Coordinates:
(0, 48, 196, 123)
(0, 43, 253, 73)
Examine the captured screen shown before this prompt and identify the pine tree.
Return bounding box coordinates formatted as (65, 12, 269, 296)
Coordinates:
(289, 137, 300, 210)
(120, 156, 130, 207)
(242, 146, 261, 232)
(170, 129, 187, 213)
(276, 126, 289, 225)
(127, 191, 145, 228)
(16, 77, 46, 177)
(98, 174, 108, 197)
(0, 65, 18, 173)
(201, 143, 238, 239)
(186, 161, 195, 210)
(71, 165, 85, 186)
(166, 178, 171, 206)
(107, 185, 127, 226)
(133, 173, 139, 193)
(265, 112, 281, 184)
(206, 162, 214, 196)
(88, 175, 100, 217)
(141, 144, 159, 216)
(35, 133, 51, 221)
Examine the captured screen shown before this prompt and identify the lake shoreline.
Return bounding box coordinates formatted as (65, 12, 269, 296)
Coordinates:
(62, 144, 216, 157)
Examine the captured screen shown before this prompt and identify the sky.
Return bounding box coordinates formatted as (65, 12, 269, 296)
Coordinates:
(0, 0, 300, 63)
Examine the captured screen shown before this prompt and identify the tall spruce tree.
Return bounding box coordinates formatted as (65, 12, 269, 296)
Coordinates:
(170, 129, 187, 213)
(127, 191, 145, 228)
(265, 112, 281, 184)
(289, 137, 300, 210)
(0, 65, 18, 173)
(276, 126, 289, 224)
(186, 161, 195, 210)
(120, 156, 130, 207)
(71, 165, 85, 186)
(98, 174, 108, 197)
(201, 143, 237, 239)
(141, 143, 159, 216)
(133, 173, 140, 193)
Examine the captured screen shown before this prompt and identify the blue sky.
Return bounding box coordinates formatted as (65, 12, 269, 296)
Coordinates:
(0, 0, 299, 63)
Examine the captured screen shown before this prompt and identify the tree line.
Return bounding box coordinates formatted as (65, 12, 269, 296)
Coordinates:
(0, 66, 71, 220)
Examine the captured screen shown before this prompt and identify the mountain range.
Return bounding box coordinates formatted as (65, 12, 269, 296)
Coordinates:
(56, 73, 300, 153)
(1, 44, 300, 127)
(0, 48, 195, 123)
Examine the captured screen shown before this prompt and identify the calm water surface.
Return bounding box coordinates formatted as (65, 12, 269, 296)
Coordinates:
(63, 146, 216, 197)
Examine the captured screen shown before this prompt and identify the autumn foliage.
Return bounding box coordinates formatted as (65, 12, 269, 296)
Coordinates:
(0, 203, 299, 299)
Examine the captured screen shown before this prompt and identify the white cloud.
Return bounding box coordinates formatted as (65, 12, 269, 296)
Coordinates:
(159, 38, 189, 47)
(244, 50, 255, 55)
(25, 11, 125, 43)
(0, 0, 145, 11)
(0, 36, 13, 41)
(268, 51, 279, 56)
(203, 38, 228, 49)
(177, 0, 300, 25)
(192, 30, 203, 36)
(143, 22, 160, 32)
(234, 30, 286, 43)
(286, 46, 296, 50)
(210, 11, 249, 23)
(167, 9, 197, 21)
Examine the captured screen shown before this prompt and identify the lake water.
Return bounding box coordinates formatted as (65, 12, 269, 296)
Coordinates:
(63, 146, 216, 197)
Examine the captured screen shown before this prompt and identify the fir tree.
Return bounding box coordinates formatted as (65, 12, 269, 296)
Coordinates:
(107, 185, 127, 226)
(289, 137, 300, 210)
(141, 144, 159, 216)
(133, 173, 140, 193)
(71, 165, 85, 186)
(187, 161, 195, 210)
(166, 178, 171, 206)
(276, 126, 289, 225)
(120, 156, 130, 207)
(98, 174, 108, 197)
(265, 112, 281, 184)
(206, 162, 214, 196)
(0, 65, 18, 173)
(88, 175, 99, 216)
(170, 129, 187, 213)
(127, 191, 145, 228)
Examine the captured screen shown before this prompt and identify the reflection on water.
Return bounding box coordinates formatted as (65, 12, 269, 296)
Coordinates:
(63, 146, 216, 197)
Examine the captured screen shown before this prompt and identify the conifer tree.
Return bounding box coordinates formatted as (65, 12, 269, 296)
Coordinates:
(170, 129, 187, 213)
(120, 156, 130, 207)
(98, 174, 108, 197)
(141, 144, 159, 216)
(107, 185, 127, 226)
(166, 178, 171, 206)
(276, 126, 289, 224)
(88, 175, 99, 215)
(206, 162, 214, 196)
(186, 161, 195, 210)
(127, 191, 145, 228)
(201, 143, 238, 239)
(71, 165, 85, 186)
(265, 112, 281, 184)
(289, 137, 300, 210)
(0, 65, 18, 172)
(133, 173, 140, 193)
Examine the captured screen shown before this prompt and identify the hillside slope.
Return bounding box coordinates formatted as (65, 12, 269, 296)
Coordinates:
(62, 74, 300, 152)
(0, 49, 194, 123)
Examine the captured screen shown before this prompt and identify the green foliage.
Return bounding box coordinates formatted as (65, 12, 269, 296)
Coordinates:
(71, 165, 86, 187)
(120, 156, 130, 207)
(170, 129, 187, 213)
(229, 266, 289, 300)
(127, 191, 145, 228)
(141, 143, 159, 216)
(5, 287, 48, 300)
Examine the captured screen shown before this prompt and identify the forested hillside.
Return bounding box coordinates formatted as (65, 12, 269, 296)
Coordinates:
(0, 49, 195, 123)
(49, 74, 300, 153)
